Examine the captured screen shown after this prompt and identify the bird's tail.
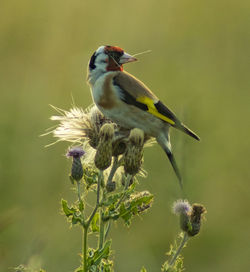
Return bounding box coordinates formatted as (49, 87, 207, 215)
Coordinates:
(164, 147, 183, 189)
(157, 135, 183, 188)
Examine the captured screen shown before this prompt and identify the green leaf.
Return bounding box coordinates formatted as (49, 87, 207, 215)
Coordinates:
(104, 210, 120, 221)
(83, 167, 99, 188)
(61, 199, 76, 217)
(119, 203, 133, 226)
(87, 240, 112, 268)
(78, 200, 84, 211)
(72, 213, 82, 225)
(103, 192, 123, 207)
(100, 259, 114, 272)
(61, 199, 83, 225)
(117, 191, 154, 226)
(140, 267, 147, 272)
(93, 240, 112, 265)
(90, 212, 100, 233)
(74, 266, 83, 272)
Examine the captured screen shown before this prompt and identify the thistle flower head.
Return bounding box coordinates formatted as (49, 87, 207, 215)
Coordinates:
(67, 147, 85, 159)
(49, 105, 112, 148)
(172, 199, 192, 215)
(66, 147, 84, 182)
(172, 200, 207, 236)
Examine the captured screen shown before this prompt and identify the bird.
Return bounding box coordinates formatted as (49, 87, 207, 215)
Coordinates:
(87, 45, 200, 186)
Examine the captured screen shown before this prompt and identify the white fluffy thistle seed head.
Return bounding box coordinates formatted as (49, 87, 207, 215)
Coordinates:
(172, 199, 192, 215)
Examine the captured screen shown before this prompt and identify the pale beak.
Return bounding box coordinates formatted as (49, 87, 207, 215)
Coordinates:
(119, 52, 137, 64)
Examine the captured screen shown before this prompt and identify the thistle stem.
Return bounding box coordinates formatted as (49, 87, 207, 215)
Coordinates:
(104, 221, 111, 240)
(98, 212, 105, 250)
(86, 171, 103, 227)
(76, 181, 82, 203)
(82, 171, 103, 271)
(115, 174, 132, 209)
(106, 156, 120, 187)
(75, 180, 86, 271)
(167, 233, 189, 271)
(83, 227, 88, 272)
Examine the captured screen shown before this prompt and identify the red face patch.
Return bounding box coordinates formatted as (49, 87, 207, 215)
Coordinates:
(106, 58, 123, 71)
(104, 46, 124, 54)
(105, 46, 124, 71)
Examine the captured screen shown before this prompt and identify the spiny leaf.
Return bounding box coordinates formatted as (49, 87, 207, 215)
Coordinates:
(103, 192, 123, 207)
(61, 199, 77, 217)
(90, 212, 100, 233)
(78, 200, 84, 211)
(72, 213, 82, 225)
(93, 240, 112, 265)
(119, 203, 133, 226)
(87, 240, 112, 267)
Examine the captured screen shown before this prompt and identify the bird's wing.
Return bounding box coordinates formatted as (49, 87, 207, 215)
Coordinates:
(113, 71, 177, 126)
(113, 71, 200, 141)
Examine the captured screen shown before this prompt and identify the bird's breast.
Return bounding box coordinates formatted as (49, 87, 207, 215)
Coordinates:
(92, 72, 118, 109)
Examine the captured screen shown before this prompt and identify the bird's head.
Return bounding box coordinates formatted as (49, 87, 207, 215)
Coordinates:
(87, 45, 137, 85)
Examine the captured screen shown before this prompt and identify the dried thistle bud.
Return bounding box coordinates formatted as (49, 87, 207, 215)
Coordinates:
(173, 199, 192, 233)
(94, 123, 114, 170)
(124, 128, 144, 175)
(187, 203, 206, 237)
(67, 147, 85, 181)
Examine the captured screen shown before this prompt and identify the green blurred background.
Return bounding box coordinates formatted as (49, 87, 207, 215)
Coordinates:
(1, 0, 250, 271)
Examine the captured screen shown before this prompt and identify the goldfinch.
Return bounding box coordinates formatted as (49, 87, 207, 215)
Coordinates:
(87, 45, 200, 185)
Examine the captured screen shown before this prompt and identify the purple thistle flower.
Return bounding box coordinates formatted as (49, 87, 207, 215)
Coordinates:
(67, 147, 85, 159)
(172, 199, 192, 215)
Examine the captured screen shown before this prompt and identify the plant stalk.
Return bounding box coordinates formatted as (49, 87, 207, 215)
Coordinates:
(83, 226, 88, 272)
(115, 174, 132, 209)
(76, 180, 82, 203)
(82, 171, 103, 271)
(86, 171, 103, 227)
(98, 212, 105, 250)
(167, 232, 189, 271)
(106, 156, 119, 186)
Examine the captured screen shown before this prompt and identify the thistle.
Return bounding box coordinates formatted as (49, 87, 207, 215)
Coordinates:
(67, 147, 85, 181)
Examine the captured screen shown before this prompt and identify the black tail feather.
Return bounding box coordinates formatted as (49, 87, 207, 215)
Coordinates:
(165, 149, 183, 189)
